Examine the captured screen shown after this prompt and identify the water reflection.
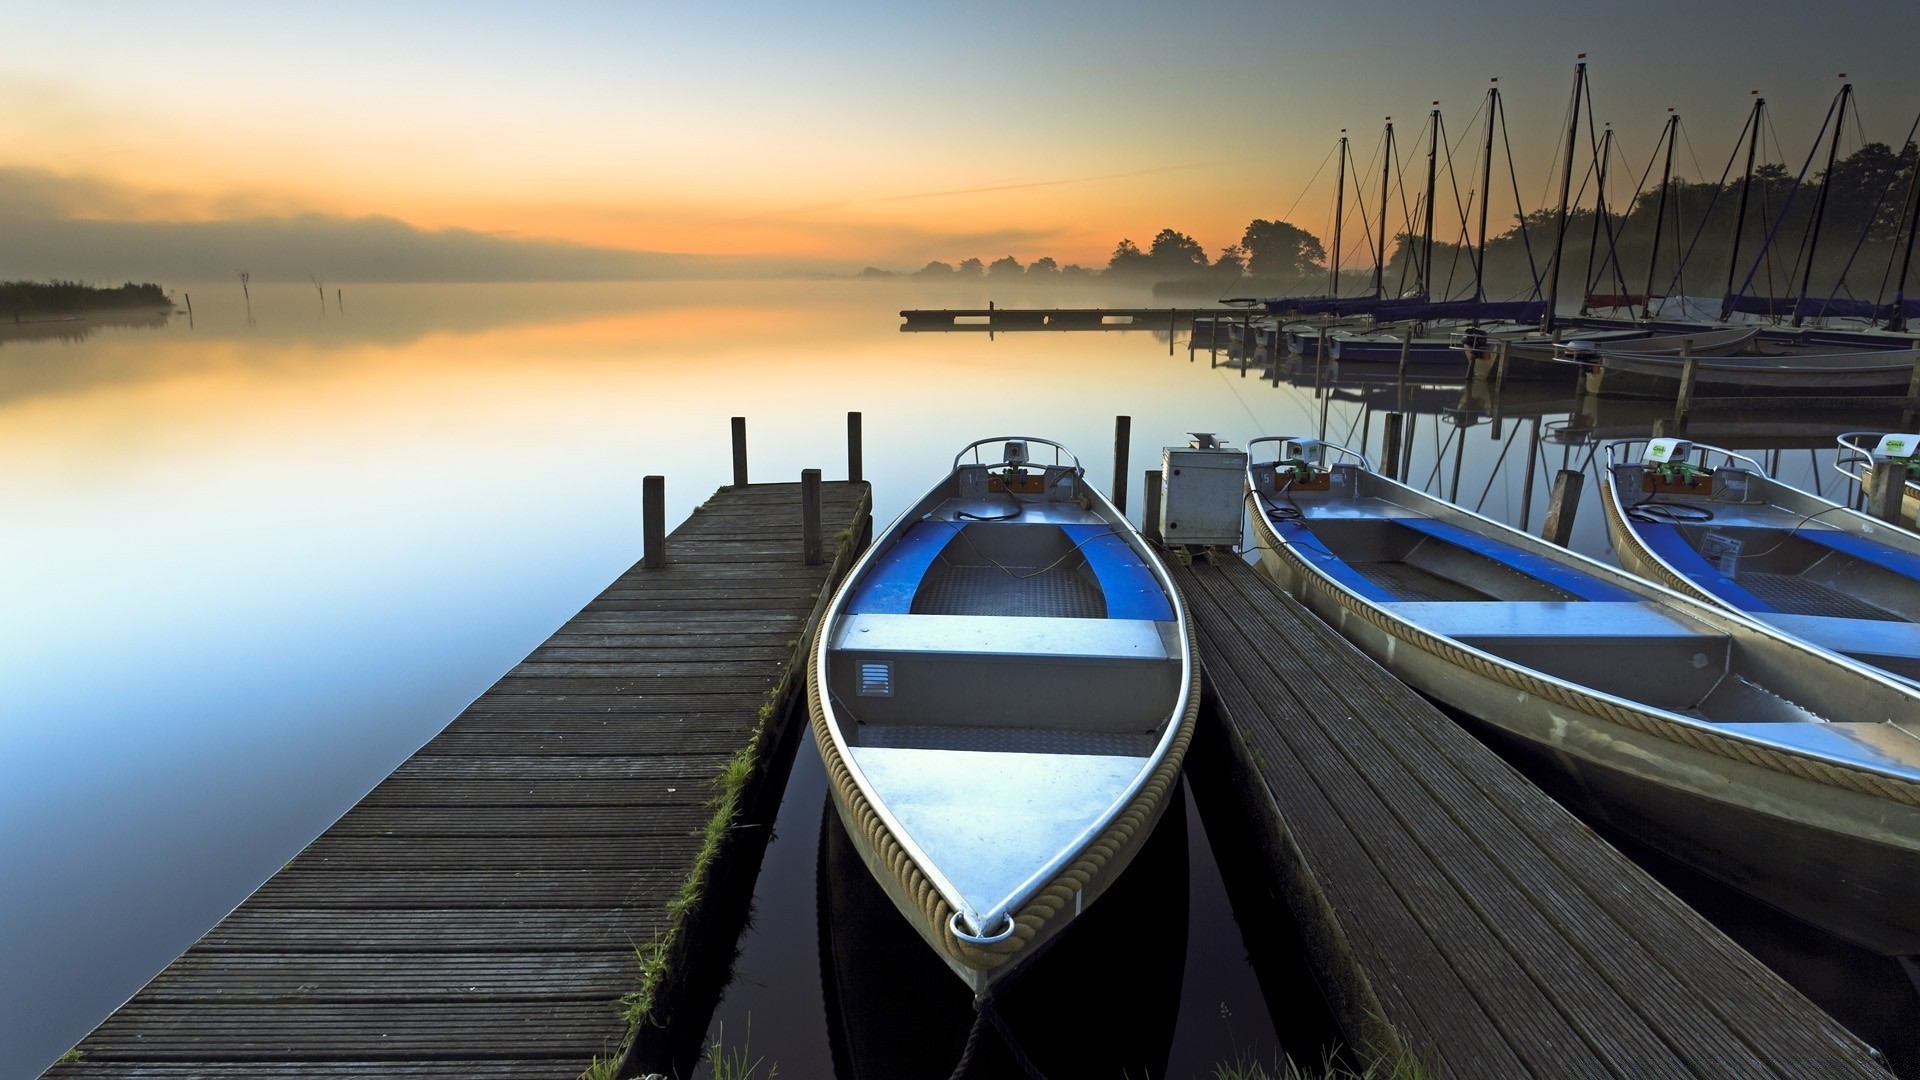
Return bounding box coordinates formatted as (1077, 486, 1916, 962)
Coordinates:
(818, 788, 1189, 1079)
(5, 279, 1914, 1076)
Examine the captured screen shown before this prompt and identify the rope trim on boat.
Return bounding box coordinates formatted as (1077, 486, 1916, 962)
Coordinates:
(808, 603, 1200, 976)
(1598, 476, 1719, 605)
(1259, 511, 1920, 810)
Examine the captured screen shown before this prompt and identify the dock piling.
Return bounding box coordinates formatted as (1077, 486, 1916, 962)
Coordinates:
(1865, 457, 1907, 524)
(1112, 415, 1132, 513)
(802, 468, 823, 565)
(1380, 414, 1404, 482)
(1671, 342, 1698, 431)
(1905, 351, 1920, 427)
(643, 474, 666, 568)
(847, 411, 863, 483)
(1143, 469, 1163, 542)
(731, 417, 749, 486)
(1542, 469, 1584, 546)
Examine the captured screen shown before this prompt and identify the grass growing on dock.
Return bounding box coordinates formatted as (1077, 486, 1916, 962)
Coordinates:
(706, 1020, 775, 1080)
(1213, 1046, 1431, 1080)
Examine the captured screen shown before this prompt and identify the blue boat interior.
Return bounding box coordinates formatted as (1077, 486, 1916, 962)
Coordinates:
(831, 514, 1180, 744)
(1638, 521, 1920, 623)
(1281, 514, 1638, 605)
(845, 519, 1173, 621)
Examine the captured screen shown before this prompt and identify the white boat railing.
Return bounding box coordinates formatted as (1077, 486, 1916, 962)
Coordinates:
(952, 436, 1081, 475)
(1604, 438, 1768, 477)
(1248, 435, 1374, 473)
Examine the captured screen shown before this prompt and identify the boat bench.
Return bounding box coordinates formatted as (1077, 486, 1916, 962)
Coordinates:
(1799, 529, 1920, 582)
(846, 521, 1172, 621)
(1633, 522, 1779, 612)
(1394, 518, 1641, 602)
(1380, 600, 1731, 709)
(1765, 614, 1920, 682)
(830, 613, 1182, 733)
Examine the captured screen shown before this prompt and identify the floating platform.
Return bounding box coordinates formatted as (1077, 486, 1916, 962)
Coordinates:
(900, 307, 1241, 332)
(1176, 556, 1888, 1077)
(42, 481, 871, 1079)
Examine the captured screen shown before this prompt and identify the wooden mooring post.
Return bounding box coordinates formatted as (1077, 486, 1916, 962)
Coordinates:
(1112, 415, 1132, 513)
(847, 410, 863, 483)
(1519, 416, 1543, 532)
(801, 468, 823, 565)
(643, 474, 666, 569)
(1379, 413, 1405, 482)
(1865, 458, 1908, 525)
(1905, 350, 1920, 427)
(731, 416, 749, 486)
(1142, 468, 1163, 542)
(1542, 469, 1584, 546)
(1670, 340, 1698, 432)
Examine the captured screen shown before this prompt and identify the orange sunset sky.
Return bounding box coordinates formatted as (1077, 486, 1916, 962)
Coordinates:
(3, 1, 1916, 278)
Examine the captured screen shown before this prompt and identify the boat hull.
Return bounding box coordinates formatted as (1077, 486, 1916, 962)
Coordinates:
(1248, 483, 1920, 955)
(810, 442, 1199, 991)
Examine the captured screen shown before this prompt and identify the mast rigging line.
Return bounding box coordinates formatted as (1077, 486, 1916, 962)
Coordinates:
(1726, 85, 1842, 319)
(1815, 106, 1920, 316)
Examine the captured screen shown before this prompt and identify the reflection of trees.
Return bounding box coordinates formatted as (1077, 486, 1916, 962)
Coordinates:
(0, 309, 172, 347)
(1, 280, 170, 319)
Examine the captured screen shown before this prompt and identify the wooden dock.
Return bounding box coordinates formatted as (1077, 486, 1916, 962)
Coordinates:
(44, 480, 871, 1079)
(899, 306, 1240, 332)
(1176, 557, 1888, 1077)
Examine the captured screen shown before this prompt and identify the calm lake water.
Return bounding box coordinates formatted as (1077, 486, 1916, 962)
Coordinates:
(3, 279, 1913, 1076)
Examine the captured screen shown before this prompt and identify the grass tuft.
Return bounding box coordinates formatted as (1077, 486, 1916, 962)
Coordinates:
(707, 1019, 776, 1080)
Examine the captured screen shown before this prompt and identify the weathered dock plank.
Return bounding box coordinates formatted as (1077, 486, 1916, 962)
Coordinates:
(43, 480, 869, 1078)
(1177, 557, 1887, 1078)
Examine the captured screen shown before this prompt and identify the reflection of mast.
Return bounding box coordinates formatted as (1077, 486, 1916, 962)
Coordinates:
(1422, 104, 1439, 297)
(1722, 93, 1766, 315)
(1475, 80, 1498, 301)
(1375, 119, 1394, 298)
(1641, 110, 1680, 319)
(1792, 79, 1852, 327)
(1330, 132, 1348, 296)
(1542, 57, 1587, 332)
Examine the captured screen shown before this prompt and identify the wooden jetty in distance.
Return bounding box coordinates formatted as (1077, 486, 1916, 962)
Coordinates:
(900, 305, 1239, 332)
(43, 422, 871, 1079)
(1176, 556, 1888, 1077)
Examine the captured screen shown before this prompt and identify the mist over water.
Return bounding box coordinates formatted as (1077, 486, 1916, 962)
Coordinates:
(1, 279, 1907, 1076)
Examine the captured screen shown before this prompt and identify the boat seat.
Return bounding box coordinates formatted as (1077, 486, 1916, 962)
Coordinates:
(1632, 522, 1779, 613)
(845, 520, 953, 615)
(1277, 519, 1401, 603)
(1763, 614, 1920, 683)
(1380, 601, 1730, 710)
(1060, 524, 1174, 620)
(1395, 517, 1640, 602)
(830, 613, 1181, 733)
(1798, 529, 1920, 582)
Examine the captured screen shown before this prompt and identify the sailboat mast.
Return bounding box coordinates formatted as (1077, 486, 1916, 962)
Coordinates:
(1721, 93, 1765, 315)
(1888, 149, 1920, 332)
(1422, 104, 1439, 297)
(1542, 58, 1587, 332)
(1642, 111, 1680, 319)
(1581, 125, 1613, 317)
(1476, 80, 1497, 301)
(1330, 133, 1348, 296)
(1792, 79, 1852, 328)
(1376, 119, 1393, 298)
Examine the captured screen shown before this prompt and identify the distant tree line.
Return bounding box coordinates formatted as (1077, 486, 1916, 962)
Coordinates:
(0, 280, 171, 319)
(888, 140, 1920, 305)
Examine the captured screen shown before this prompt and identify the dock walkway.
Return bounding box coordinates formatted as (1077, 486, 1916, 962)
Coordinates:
(1176, 557, 1886, 1077)
(46, 480, 870, 1079)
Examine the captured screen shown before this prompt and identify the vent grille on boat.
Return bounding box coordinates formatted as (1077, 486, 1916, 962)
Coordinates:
(858, 662, 893, 697)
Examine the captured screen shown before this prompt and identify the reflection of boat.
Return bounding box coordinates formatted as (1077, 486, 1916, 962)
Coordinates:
(1464, 325, 1760, 381)
(1836, 432, 1920, 529)
(1245, 436, 1920, 954)
(809, 437, 1198, 992)
(1602, 438, 1920, 687)
(817, 787, 1189, 1079)
(1581, 346, 1920, 398)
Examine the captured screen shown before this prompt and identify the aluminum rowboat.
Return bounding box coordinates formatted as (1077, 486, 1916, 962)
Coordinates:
(811, 437, 1198, 991)
(1246, 436, 1920, 954)
(1602, 438, 1920, 689)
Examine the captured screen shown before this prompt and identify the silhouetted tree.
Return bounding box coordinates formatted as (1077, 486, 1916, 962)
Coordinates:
(911, 260, 956, 278)
(1147, 229, 1209, 276)
(988, 255, 1024, 277)
(957, 257, 985, 277)
(1241, 219, 1326, 280)
(1214, 245, 1247, 277)
(1106, 239, 1149, 276)
(1060, 264, 1092, 278)
(1028, 256, 1059, 276)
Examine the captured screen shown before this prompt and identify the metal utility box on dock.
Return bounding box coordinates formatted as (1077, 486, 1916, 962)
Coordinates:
(1160, 442, 1248, 548)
